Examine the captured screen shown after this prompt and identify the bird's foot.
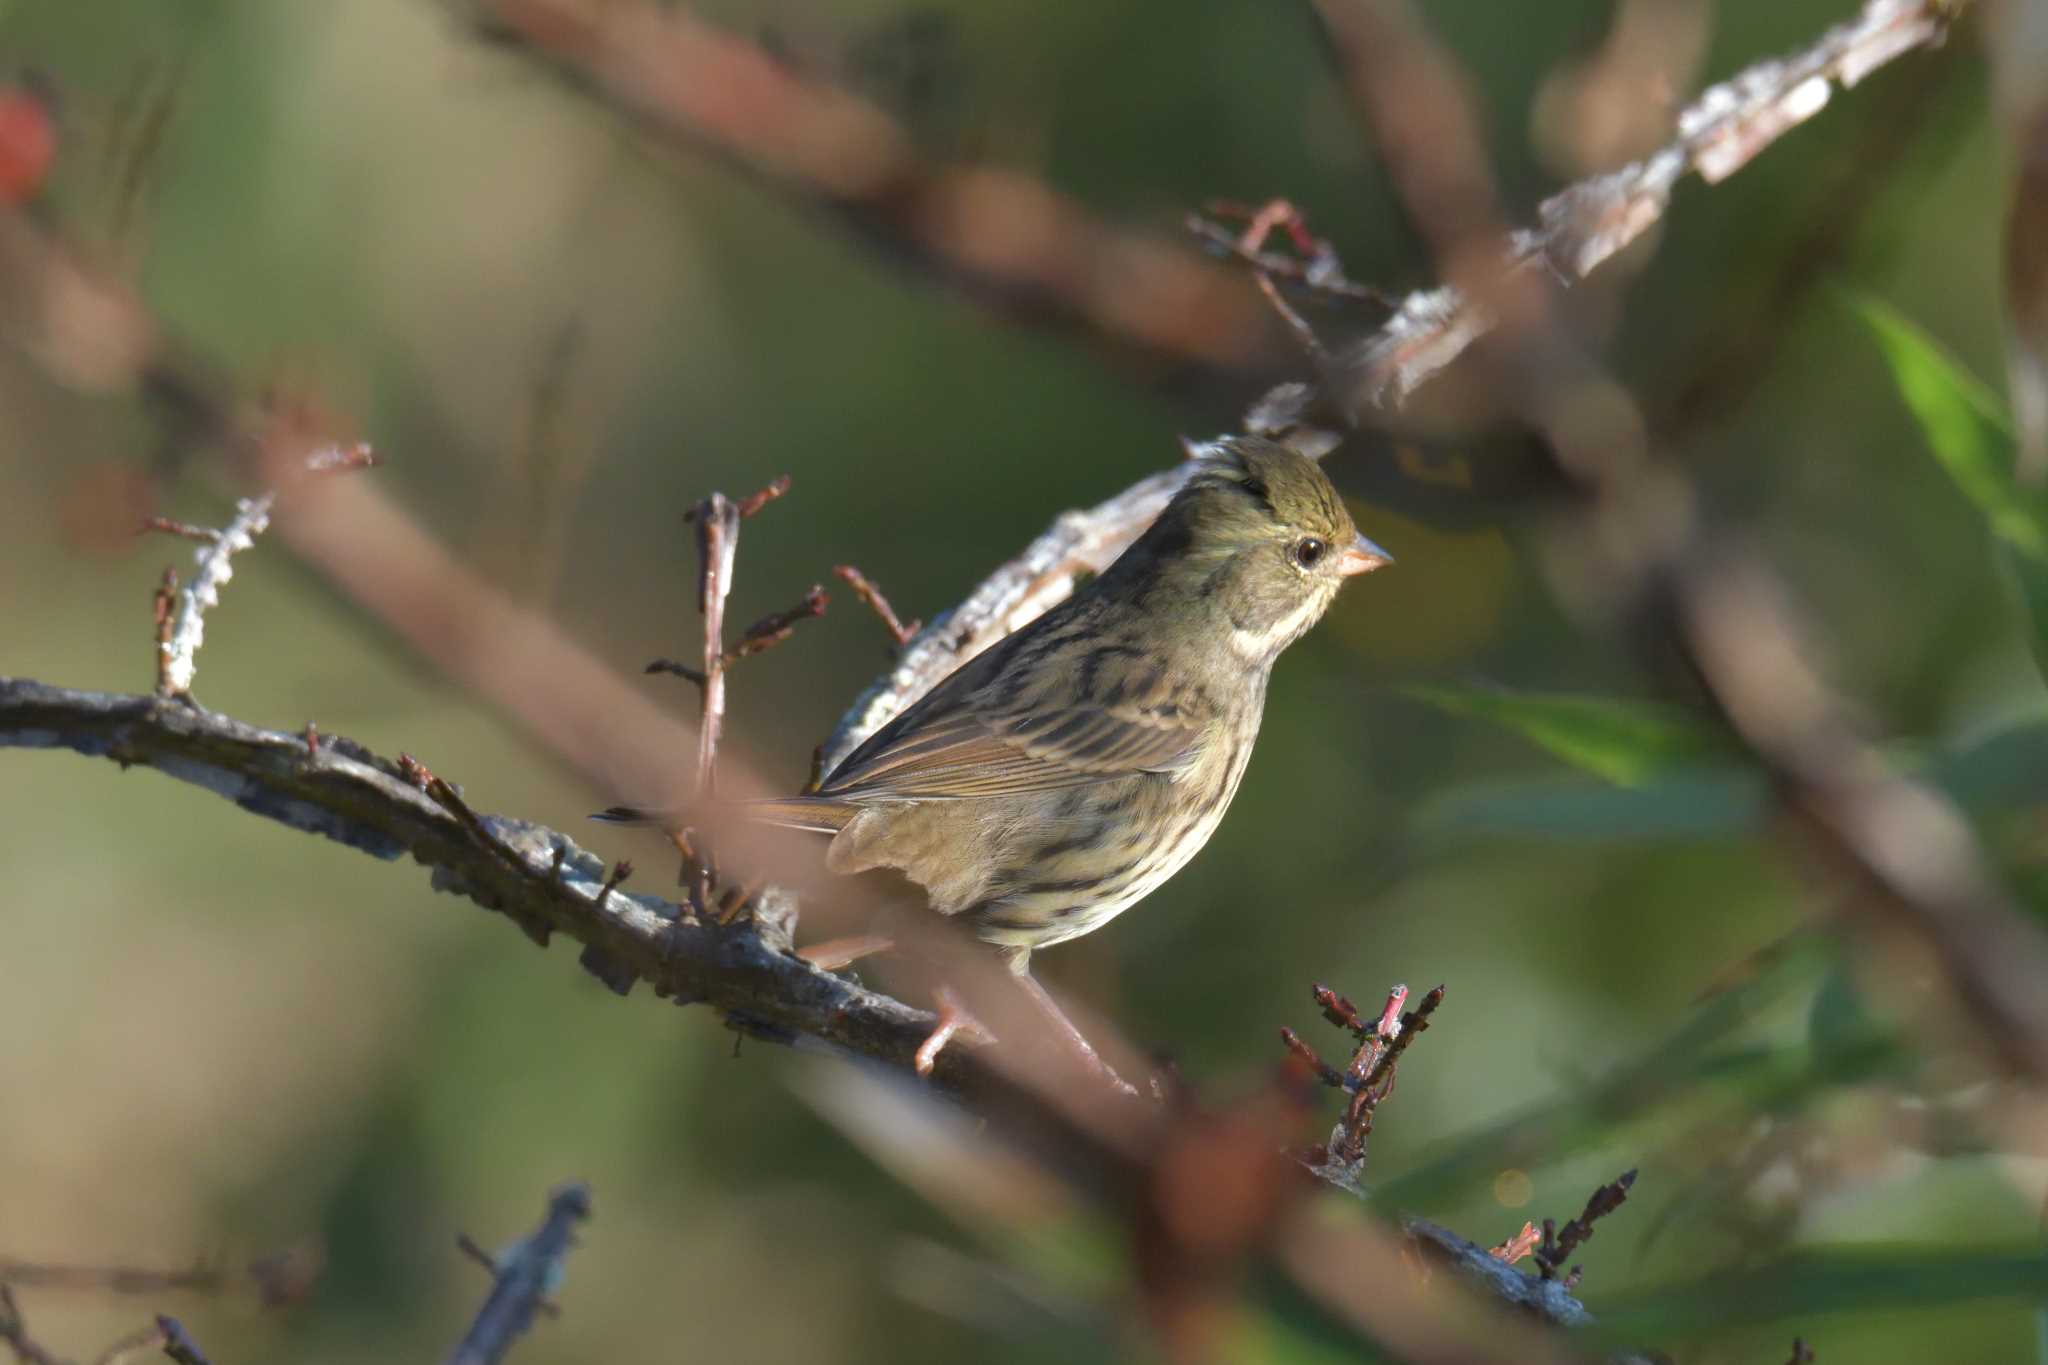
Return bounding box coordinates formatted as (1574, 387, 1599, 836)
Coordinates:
(797, 934, 897, 972)
(914, 986, 995, 1076)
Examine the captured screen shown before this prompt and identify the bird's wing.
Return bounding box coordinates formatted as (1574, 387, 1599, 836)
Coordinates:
(818, 636, 1211, 802)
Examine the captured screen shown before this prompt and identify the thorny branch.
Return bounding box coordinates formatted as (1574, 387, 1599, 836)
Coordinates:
(445, 1183, 590, 1365)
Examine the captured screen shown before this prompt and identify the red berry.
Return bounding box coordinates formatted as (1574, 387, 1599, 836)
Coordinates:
(0, 87, 57, 205)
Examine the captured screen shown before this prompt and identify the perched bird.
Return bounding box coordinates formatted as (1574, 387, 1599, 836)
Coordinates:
(748, 437, 1388, 989)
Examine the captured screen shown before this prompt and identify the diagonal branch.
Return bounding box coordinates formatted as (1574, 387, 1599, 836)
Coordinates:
(445, 1183, 590, 1365)
(457, 0, 1282, 377)
(0, 677, 971, 1088)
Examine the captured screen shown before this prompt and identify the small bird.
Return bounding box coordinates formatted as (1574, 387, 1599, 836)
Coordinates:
(741, 438, 1389, 1065)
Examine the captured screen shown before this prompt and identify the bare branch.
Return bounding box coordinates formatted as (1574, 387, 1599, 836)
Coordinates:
(152, 1319, 210, 1365)
(0, 1285, 64, 1365)
(458, 0, 1278, 375)
(0, 677, 996, 1089)
(445, 1183, 590, 1365)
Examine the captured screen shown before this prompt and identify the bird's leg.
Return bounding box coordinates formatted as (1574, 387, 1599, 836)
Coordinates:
(914, 985, 993, 1076)
(1011, 967, 1139, 1098)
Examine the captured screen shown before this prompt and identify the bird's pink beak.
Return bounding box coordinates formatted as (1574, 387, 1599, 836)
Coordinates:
(1336, 532, 1393, 576)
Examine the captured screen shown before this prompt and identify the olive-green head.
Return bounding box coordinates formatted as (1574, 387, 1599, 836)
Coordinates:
(1112, 436, 1392, 662)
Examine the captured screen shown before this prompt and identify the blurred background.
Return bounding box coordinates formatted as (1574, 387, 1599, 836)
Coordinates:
(1, 0, 2042, 1361)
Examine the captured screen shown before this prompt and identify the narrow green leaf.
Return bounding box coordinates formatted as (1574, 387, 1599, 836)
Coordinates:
(1591, 1246, 2048, 1339)
(1852, 292, 2048, 562)
(1406, 684, 1727, 786)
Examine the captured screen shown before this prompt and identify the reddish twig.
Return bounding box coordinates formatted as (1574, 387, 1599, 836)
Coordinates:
(1286, 982, 1446, 1176)
(138, 516, 217, 544)
(1187, 200, 1398, 308)
(831, 565, 920, 648)
(727, 585, 828, 662)
(1489, 1222, 1541, 1265)
(733, 475, 791, 520)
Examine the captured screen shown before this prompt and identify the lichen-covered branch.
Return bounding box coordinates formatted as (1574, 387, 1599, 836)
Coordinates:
(445, 1183, 590, 1365)
(0, 677, 969, 1088)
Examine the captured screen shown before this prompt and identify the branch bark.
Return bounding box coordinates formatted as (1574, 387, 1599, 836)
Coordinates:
(0, 678, 971, 1087)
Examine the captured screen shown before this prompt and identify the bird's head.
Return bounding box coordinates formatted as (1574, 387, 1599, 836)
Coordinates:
(1129, 437, 1391, 662)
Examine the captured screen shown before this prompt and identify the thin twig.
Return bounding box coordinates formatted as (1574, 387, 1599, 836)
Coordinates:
(0, 1285, 63, 1365)
(90, 1321, 165, 1365)
(831, 565, 919, 648)
(1285, 982, 1446, 1179)
(138, 517, 217, 544)
(1185, 201, 1398, 307)
(153, 441, 377, 699)
(690, 492, 740, 794)
(153, 1319, 210, 1365)
(444, 1182, 591, 1365)
(1533, 1169, 1638, 1281)
(727, 586, 828, 662)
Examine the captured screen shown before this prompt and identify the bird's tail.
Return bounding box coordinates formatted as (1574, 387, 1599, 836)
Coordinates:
(590, 795, 856, 836)
(739, 796, 859, 835)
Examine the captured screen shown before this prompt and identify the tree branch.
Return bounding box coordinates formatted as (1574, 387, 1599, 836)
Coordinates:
(0, 677, 976, 1088)
(445, 1183, 590, 1365)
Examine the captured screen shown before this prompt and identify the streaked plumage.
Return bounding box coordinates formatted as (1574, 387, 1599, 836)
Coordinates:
(747, 436, 1389, 972)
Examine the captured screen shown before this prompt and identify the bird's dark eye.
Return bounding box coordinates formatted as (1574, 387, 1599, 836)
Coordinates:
(1291, 537, 1327, 569)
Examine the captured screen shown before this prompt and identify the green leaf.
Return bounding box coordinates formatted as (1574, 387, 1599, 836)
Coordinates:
(1591, 1246, 2048, 1340)
(1405, 684, 1728, 786)
(1851, 292, 2048, 561)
